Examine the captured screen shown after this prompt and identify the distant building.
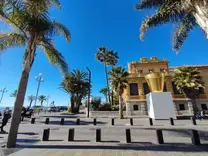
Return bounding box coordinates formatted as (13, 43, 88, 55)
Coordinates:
(123, 57, 208, 116)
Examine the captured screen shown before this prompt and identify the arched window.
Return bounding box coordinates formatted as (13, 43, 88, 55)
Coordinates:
(130, 83, 139, 96)
(143, 83, 150, 95)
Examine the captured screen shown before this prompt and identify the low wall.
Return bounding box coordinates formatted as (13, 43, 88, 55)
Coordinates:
(89, 111, 145, 118)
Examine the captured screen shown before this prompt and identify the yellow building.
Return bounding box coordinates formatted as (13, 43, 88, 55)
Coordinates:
(124, 57, 208, 116)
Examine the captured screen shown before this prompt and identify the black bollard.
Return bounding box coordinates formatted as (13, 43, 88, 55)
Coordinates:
(60, 118, 65, 125)
(76, 118, 80, 125)
(169, 118, 174, 126)
(68, 128, 75, 141)
(94, 118, 97, 125)
(96, 129, 101, 142)
(31, 118, 36, 124)
(130, 118, 133, 126)
(190, 130, 201, 145)
(111, 118, 114, 126)
(149, 118, 153, 126)
(191, 117, 197, 125)
(156, 129, 164, 144)
(45, 118, 49, 124)
(42, 128, 50, 141)
(126, 129, 131, 143)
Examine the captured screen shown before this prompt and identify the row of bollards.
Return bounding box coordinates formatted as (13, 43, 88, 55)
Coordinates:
(33, 117, 198, 126)
(42, 128, 201, 145)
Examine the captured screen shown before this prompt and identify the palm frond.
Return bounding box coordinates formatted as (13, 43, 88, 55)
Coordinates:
(41, 40, 68, 74)
(172, 14, 196, 52)
(51, 20, 71, 42)
(140, 1, 185, 40)
(135, 0, 167, 10)
(0, 32, 26, 52)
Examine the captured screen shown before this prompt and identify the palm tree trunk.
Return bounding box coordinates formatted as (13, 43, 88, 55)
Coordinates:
(105, 94, 108, 103)
(29, 100, 33, 108)
(104, 62, 111, 104)
(191, 99, 198, 116)
(193, 2, 208, 38)
(70, 95, 74, 108)
(118, 94, 124, 119)
(7, 35, 36, 148)
(7, 68, 31, 148)
(41, 101, 43, 106)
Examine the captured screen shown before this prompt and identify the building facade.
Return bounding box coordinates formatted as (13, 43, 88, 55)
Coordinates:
(123, 57, 208, 116)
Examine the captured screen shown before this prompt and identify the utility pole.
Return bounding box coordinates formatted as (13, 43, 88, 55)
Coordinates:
(86, 67, 91, 118)
(0, 87, 7, 105)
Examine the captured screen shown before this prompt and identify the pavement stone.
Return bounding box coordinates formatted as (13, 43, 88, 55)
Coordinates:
(0, 112, 208, 156)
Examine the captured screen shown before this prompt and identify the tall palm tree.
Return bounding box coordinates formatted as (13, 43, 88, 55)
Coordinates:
(10, 90, 17, 98)
(28, 95, 35, 108)
(173, 67, 205, 115)
(96, 47, 118, 104)
(38, 95, 47, 106)
(109, 67, 128, 119)
(0, 0, 70, 148)
(60, 69, 90, 113)
(99, 87, 108, 103)
(135, 0, 208, 52)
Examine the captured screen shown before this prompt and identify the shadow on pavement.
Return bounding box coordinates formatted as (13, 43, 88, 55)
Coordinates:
(41, 115, 79, 119)
(40, 120, 106, 125)
(18, 132, 38, 136)
(16, 143, 208, 152)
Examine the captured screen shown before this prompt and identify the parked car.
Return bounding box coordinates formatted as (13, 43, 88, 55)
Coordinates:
(56, 106, 68, 112)
(48, 107, 57, 112)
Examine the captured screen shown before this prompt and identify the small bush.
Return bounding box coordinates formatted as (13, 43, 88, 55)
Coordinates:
(98, 103, 112, 111)
(91, 97, 101, 111)
(111, 105, 119, 111)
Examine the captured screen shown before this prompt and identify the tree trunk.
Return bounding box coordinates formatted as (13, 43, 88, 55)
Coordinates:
(104, 62, 111, 104)
(7, 35, 36, 148)
(191, 99, 198, 115)
(111, 91, 114, 105)
(70, 95, 74, 109)
(193, 3, 208, 38)
(7, 68, 31, 148)
(105, 94, 108, 103)
(41, 101, 43, 106)
(118, 94, 124, 119)
(29, 100, 33, 108)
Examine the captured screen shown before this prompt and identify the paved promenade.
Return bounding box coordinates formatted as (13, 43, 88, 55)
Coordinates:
(0, 112, 208, 156)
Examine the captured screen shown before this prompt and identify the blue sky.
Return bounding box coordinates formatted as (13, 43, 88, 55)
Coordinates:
(0, 0, 208, 107)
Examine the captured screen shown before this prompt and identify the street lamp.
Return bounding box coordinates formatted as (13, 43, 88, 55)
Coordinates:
(0, 87, 7, 105)
(86, 67, 91, 118)
(34, 73, 44, 106)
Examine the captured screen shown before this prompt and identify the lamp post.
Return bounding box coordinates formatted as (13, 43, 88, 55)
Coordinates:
(34, 73, 44, 106)
(0, 87, 7, 105)
(86, 67, 91, 118)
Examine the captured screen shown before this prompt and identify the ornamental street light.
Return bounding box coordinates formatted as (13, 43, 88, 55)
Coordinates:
(0, 87, 7, 105)
(34, 73, 44, 106)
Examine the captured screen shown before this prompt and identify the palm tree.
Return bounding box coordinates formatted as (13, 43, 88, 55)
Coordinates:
(38, 95, 47, 106)
(0, 0, 70, 148)
(96, 47, 118, 104)
(99, 87, 108, 103)
(173, 67, 205, 115)
(135, 0, 208, 52)
(60, 69, 90, 113)
(109, 67, 128, 119)
(28, 95, 35, 108)
(10, 90, 17, 98)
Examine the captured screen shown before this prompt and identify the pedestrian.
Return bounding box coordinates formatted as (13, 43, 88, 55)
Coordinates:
(0, 107, 11, 133)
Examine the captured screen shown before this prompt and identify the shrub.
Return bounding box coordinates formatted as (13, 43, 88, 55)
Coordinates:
(98, 103, 112, 111)
(91, 97, 101, 111)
